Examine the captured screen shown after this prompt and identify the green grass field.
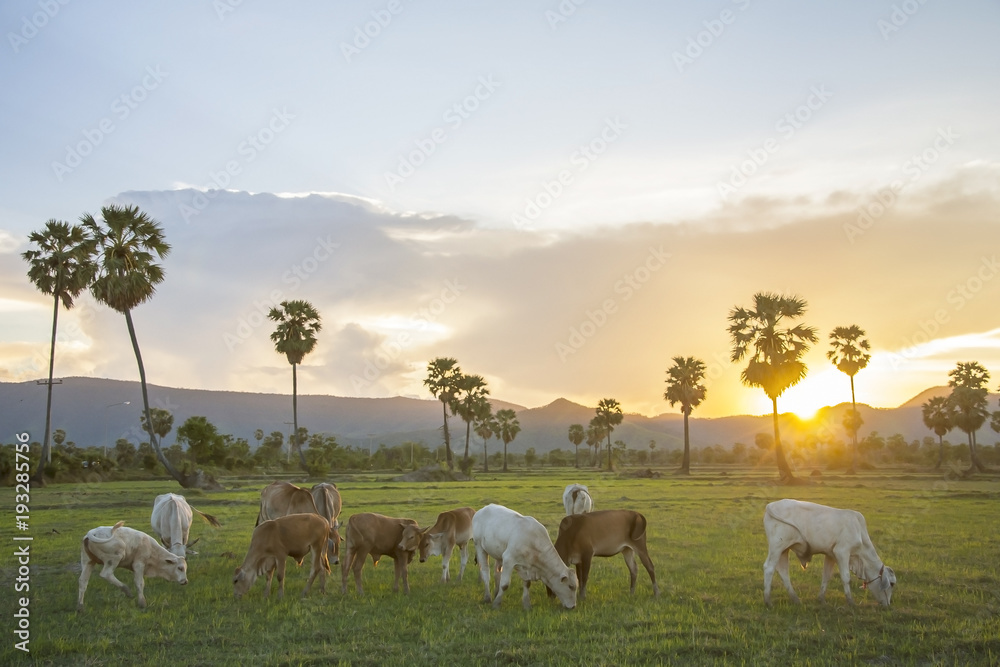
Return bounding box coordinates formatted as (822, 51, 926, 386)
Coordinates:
(2, 469, 999, 666)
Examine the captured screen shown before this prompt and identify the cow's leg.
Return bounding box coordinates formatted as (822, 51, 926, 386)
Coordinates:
(634, 544, 659, 597)
(351, 547, 370, 595)
(275, 557, 287, 600)
(340, 542, 354, 594)
(521, 579, 532, 610)
(97, 557, 132, 600)
(493, 556, 514, 609)
(775, 549, 800, 604)
(579, 554, 593, 600)
(131, 562, 148, 609)
(493, 558, 503, 600)
(264, 562, 275, 598)
(476, 546, 492, 603)
(77, 549, 95, 612)
(457, 541, 470, 581)
(834, 548, 855, 605)
(622, 548, 639, 595)
(392, 556, 410, 594)
(819, 555, 835, 603)
(304, 552, 319, 598)
(441, 542, 454, 582)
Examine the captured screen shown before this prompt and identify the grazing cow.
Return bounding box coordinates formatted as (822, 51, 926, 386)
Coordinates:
(311, 482, 343, 563)
(554, 509, 659, 600)
(473, 504, 578, 610)
(562, 484, 593, 516)
(406, 506, 474, 582)
(340, 513, 419, 595)
(77, 522, 188, 611)
(763, 499, 897, 607)
(150, 493, 221, 559)
(256, 481, 319, 525)
(233, 513, 331, 599)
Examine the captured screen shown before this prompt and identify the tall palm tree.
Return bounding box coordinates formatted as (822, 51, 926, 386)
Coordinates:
(567, 424, 585, 468)
(139, 408, 175, 448)
(827, 325, 871, 474)
(22, 219, 96, 484)
(594, 398, 624, 471)
(494, 408, 521, 472)
(664, 356, 707, 475)
(728, 292, 818, 482)
(947, 361, 991, 474)
(424, 357, 462, 471)
(268, 299, 322, 471)
(586, 419, 606, 467)
(83, 205, 195, 486)
(474, 409, 497, 472)
(921, 396, 955, 470)
(452, 373, 490, 472)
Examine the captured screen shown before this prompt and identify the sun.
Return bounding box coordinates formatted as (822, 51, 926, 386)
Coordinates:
(773, 371, 850, 420)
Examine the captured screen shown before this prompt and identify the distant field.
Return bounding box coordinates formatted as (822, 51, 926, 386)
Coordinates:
(3, 469, 999, 666)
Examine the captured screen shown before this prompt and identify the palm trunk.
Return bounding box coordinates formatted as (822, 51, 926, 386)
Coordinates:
(31, 294, 61, 486)
(502, 440, 508, 472)
(292, 363, 307, 470)
(773, 397, 794, 481)
(441, 401, 453, 470)
(483, 436, 489, 473)
(847, 377, 858, 474)
(935, 434, 944, 470)
(463, 420, 471, 471)
(606, 431, 614, 471)
(678, 409, 691, 475)
(574, 445, 578, 468)
(125, 309, 187, 486)
(967, 430, 987, 474)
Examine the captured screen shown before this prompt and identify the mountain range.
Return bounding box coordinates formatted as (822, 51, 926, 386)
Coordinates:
(2, 377, 995, 455)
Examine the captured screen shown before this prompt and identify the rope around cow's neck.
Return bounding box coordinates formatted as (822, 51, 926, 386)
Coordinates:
(860, 563, 884, 589)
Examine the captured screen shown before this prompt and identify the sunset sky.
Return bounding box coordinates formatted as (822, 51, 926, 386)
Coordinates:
(2, 1, 999, 420)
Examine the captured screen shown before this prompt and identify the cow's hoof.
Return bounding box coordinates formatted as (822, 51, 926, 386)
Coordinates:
(137, 600, 147, 610)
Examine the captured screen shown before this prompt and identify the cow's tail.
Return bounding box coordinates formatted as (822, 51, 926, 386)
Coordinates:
(82, 537, 101, 565)
(193, 508, 222, 528)
(630, 513, 647, 542)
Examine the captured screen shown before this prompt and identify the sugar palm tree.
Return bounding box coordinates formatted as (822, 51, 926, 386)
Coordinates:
(268, 299, 322, 471)
(664, 356, 707, 475)
(921, 396, 955, 470)
(452, 373, 490, 472)
(424, 357, 462, 471)
(586, 419, 606, 467)
(595, 398, 623, 471)
(22, 219, 96, 484)
(947, 361, 991, 474)
(494, 408, 521, 472)
(567, 424, 585, 468)
(84, 205, 203, 487)
(827, 325, 871, 474)
(728, 292, 818, 482)
(474, 408, 497, 472)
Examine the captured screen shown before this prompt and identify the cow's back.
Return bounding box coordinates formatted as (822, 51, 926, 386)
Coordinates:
(311, 483, 342, 527)
(765, 499, 866, 550)
(258, 481, 318, 523)
(345, 513, 414, 557)
(474, 504, 541, 560)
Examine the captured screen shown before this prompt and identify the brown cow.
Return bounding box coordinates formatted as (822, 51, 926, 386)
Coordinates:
(256, 481, 318, 525)
(233, 513, 331, 599)
(310, 482, 343, 563)
(405, 506, 474, 582)
(341, 513, 419, 595)
(553, 509, 659, 600)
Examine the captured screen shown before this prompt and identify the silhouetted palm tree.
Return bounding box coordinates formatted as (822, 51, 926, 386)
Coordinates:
(567, 424, 585, 468)
(586, 419, 606, 467)
(22, 219, 96, 484)
(452, 373, 490, 472)
(827, 325, 871, 473)
(268, 299, 322, 471)
(921, 396, 955, 470)
(140, 407, 175, 447)
(664, 356, 707, 475)
(474, 409, 497, 472)
(729, 292, 818, 482)
(595, 398, 623, 471)
(948, 361, 991, 474)
(495, 408, 521, 472)
(83, 205, 193, 486)
(424, 357, 462, 471)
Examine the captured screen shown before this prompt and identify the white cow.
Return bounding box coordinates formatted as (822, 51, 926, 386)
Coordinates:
(78, 521, 188, 611)
(473, 504, 578, 609)
(151, 493, 221, 558)
(763, 499, 896, 607)
(562, 484, 593, 515)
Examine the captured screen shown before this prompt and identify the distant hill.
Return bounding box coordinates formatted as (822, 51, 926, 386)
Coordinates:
(2, 377, 997, 455)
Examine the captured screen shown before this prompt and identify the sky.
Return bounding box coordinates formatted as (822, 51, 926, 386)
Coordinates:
(2, 1, 999, 419)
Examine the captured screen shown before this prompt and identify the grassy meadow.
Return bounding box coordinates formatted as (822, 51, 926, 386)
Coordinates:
(2, 469, 999, 666)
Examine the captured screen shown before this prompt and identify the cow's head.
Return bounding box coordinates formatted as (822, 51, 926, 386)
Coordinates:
(327, 526, 342, 566)
(398, 524, 422, 556)
(233, 566, 256, 598)
(162, 556, 188, 586)
(869, 565, 896, 606)
(549, 568, 579, 609)
(417, 528, 441, 563)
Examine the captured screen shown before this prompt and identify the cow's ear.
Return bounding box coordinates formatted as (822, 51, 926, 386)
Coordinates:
(560, 574, 568, 583)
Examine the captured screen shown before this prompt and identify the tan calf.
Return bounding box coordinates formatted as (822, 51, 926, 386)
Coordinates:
(554, 509, 659, 600)
(407, 506, 474, 582)
(233, 513, 332, 599)
(341, 513, 419, 594)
